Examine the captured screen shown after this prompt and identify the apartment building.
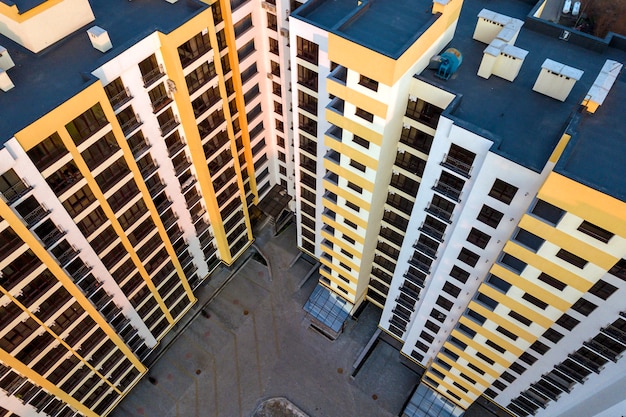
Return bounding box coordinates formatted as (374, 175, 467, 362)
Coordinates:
(0, 0, 299, 415)
(292, 0, 626, 416)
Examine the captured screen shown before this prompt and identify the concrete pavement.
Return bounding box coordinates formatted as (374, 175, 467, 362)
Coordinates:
(111, 223, 419, 417)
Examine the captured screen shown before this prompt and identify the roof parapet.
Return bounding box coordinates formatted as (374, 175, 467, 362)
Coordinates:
(533, 58, 583, 102)
(582, 60, 623, 113)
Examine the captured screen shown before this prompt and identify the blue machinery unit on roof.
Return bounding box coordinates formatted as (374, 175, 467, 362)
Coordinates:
(435, 48, 463, 80)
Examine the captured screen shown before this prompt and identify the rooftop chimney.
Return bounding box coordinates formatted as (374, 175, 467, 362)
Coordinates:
(532, 59, 583, 102)
(0, 69, 14, 92)
(87, 26, 112, 53)
(477, 39, 528, 81)
(582, 60, 623, 113)
(473, 9, 524, 45)
(0, 46, 15, 71)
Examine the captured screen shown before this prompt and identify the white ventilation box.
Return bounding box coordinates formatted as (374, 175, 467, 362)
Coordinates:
(583, 60, 623, 113)
(474, 9, 523, 45)
(533, 59, 583, 102)
(87, 26, 112, 53)
(0, 68, 14, 92)
(0, 46, 15, 71)
(477, 39, 528, 81)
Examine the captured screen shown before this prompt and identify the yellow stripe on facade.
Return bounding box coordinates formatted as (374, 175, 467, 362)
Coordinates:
(421, 379, 468, 410)
(319, 268, 357, 297)
(320, 251, 360, 277)
(449, 332, 510, 367)
(320, 228, 362, 260)
(539, 172, 626, 238)
(326, 109, 383, 147)
(322, 158, 374, 193)
(431, 363, 483, 397)
(322, 198, 368, 229)
(470, 286, 552, 329)
(452, 323, 524, 358)
(439, 345, 500, 378)
(324, 133, 378, 170)
(459, 306, 535, 344)
(323, 179, 371, 211)
(424, 371, 475, 406)
(321, 216, 365, 245)
(326, 79, 388, 119)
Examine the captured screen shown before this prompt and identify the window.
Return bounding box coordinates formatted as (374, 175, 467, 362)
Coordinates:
(177, 32, 211, 67)
(542, 328, 564, 343)
(487, 274, 511, 293)
(353, 135, 370, 149)
(500, 253, 527, 274)
(343, 234, 355, 245)
(571, 298, 597, 316)
(425, 320, 440, 333)
(345, 200, 360, 212)
(420, 331, 434, 343)
(27, 133, 67, 171)
(355, 107, 374, 122)
(450, 266, 470, 283)
(522, 292, 548, 309)
(477, 205, 503, 228)
(233, 14, 253, 38)
(400, 126, 433, 154)
(442, 282, 461, 297)
(500, 371, 516, 383)
(488, 179, 518, 204)
(65, 103, 108, 145)
(344, 218, 357, 230)
(476, 293, 498, 310)
(467, 228, 490, 249)
(556, 249, 587, 268)
(577, 220, 613, 243)
(608, 259, 626, 281)
(62, 185, 96, 218)
(358, 74, 378, 91)
(476, 351, 495, 365)
(458, 323, 476, 338)
(513, 229, 544, 252)
(458, 248, 480, 267)
(555, 313, 579, 330)
(443, 144, 475, 176)
(430, 308, 446, 323)
(296, 36, 319, 65)
(467, 362, 485, 375)
(537, 272, 566, 291)
(405, 98, 442, 129)
(298, 90, 317, 113)
(485, 339, 506, 354)
(349, 159, 366, 172)
(496, 326, 518, 341)
(531, 199, 564, 225)
(297, 64, 317, 91)
(508, 310, 532, 326)
(267, 12, 277, 30)
(347, 181, 362, 194)
(587, 279, 618, 300)
(530, 340, 550, 354)
(436, 296, 454, 311)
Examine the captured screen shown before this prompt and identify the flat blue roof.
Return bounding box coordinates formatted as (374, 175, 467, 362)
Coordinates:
(292, 0, 435, 59)
(417, 0, 626, 200)
(0, 0, 207, 143)
(0, 0, 47, 14)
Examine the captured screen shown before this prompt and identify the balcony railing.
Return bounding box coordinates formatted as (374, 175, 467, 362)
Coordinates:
(151, 94, 173, 114)
(109, 87, 132, 110)
(413, 241, 437, 259)
(174, 157, 192, 177)
(432, 181, 461, 202)
(130, 139, 151, 158)
(167, 138, 186, 157)
(418, 223, 445, 242)
(147, 179, 166, 197)
(181, 175, 197, 194)
(156, 197, 173, 214)
(69, 264, 92, 283)
(120, 114, 142, 137)
(40, 226, 66, 247)
(23, 205, 50, 227)
(142, 64, 165, 88)
(425, 204, 453, 223)
(1, 179, 32, 204)
(140, 162, 159, 179)
(441, 154, 473, 178)
(159, 116, 180, 137)
(55, 247, 80, 267)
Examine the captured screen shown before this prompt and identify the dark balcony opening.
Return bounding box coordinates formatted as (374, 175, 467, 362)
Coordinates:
(26, 133, 68, 172)
(95, 158, 131, 193)
(16, 196, 49, 227)
(65, 103, 108, 146)
(178, 31, 211, 68)
(400, 126, 434, 155)
(0, 169, 32, 204)
(105, 78, 132, 110)
(1, 249, 41, 290)
(149, 83, 173, 114)
(139, 54, 164, 87)
(395, 151, 426, 177)
(389, 172, 420, 196)
(433, 171, 465, 202)
(34, 219, 65, 247)
(329, 65, 347, 84)
(405, 98, 443, 129)
(297, 64, 318, 91)
(441, 144, 475, 178)
(116, 106, 142, 137)
(146, 174, 166, 198)
(81, 132, 120, 170)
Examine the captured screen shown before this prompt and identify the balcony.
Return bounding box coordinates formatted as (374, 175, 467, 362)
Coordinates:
(195, 218, 210, 235)
(156, 197, 173, 214)
(39, 225, 66, 248)
(300, 157, 316, 173)
(328, 65, 347, 85)
(142, 64, 165, 88)
(325, 125, 342, 143)
(300, 121, 317, 136)
(327, 97, 345, 116)
(441, 154, 473, 178)
(151, 94, 173, 114)
(159, 116, 180, 137)
(418, 223, 445, 242)
(167, 138, 186, 157)
(324, 171, 338, 186)
(425, 203, 453, 223)
(404, 267, 426, 288)
(180, 174, 197, 194)
(298, 76, 318, 91)
(55, 246, 80, 267)
(22, 204, 50, 227)
(130, 138, 151, 159)
(146, 176, 166, 198)
(140, 161, 159, 179)
(1, 179, 32, 204)
(167, 225, 184, 243)
(120, 114, 142, 137)
(69, 264, 93, 283)
(173, 157, 192, 177)
(109, 87, 132, 110)
(413, 240, 437, 259)
(432, 181, 461, 202)
(324, 150, 340, 165)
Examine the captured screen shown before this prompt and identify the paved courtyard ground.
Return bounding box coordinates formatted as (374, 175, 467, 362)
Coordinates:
(111, 223, 419, 417)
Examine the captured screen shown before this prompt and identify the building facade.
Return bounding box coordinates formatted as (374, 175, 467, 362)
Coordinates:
(290, 0, 626, 417)
(0, 0, 301, 415)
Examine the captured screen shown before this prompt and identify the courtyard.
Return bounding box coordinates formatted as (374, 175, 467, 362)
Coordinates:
(111, 223, 419, 417)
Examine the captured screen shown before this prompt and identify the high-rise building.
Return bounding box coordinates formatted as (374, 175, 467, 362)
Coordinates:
(290, 0, 626, 416)
(1, 0, 625, 416)
(0, 0, 298, 415)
